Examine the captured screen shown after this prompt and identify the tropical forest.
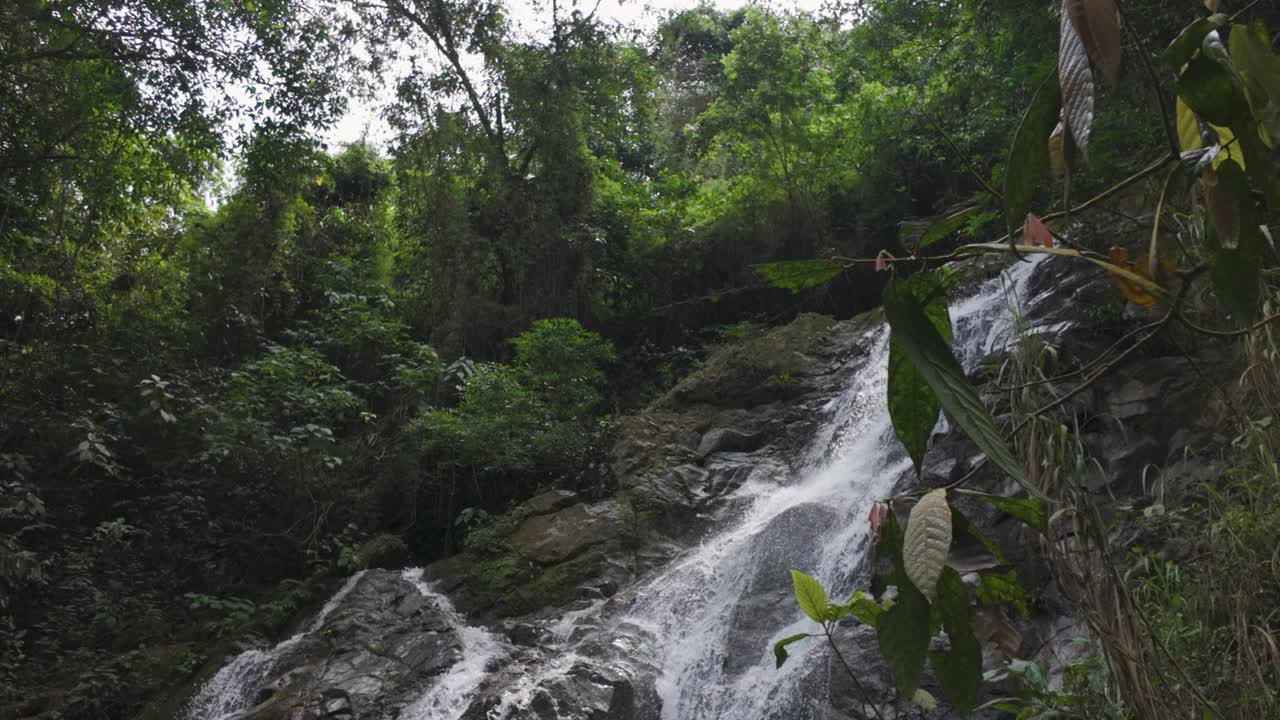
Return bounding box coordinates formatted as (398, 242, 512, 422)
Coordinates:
(3, 0, 1280, 718)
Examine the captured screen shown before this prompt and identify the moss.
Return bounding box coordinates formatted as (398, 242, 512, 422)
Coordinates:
(340, 533, 410, 572)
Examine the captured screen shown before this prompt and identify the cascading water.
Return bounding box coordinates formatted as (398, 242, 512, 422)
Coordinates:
(399, 568, 507, 719)
(183, 256, 1047, 720)
(184, 570, 369, 720)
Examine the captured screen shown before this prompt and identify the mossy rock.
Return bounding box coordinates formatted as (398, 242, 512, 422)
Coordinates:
(666, 313, 836, 408)
(341, 533, 410, 572)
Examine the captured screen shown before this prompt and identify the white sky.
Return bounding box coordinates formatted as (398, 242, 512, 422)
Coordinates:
(324, 0, 826, 148)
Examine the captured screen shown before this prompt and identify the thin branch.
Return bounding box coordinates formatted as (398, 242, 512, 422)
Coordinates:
(1117, 2, 1181, 159)
(1178, 310, 1280, 338)
(825, 627, 889, 720)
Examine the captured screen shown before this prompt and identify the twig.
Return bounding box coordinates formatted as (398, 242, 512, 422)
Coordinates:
(992, 316, 1167, 392)
(1117, 1, 1181, 159)
(1230, 0, 1265, 22)
(1177, 310, 1280, 338)
(825, 626, 889, 720)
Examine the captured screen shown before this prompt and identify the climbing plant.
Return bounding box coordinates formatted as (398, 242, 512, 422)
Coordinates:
(770, 1, 1280, 717)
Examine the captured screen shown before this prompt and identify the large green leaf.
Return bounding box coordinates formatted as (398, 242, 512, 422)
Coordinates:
(1206, 160, 1263, 320)
(900, 207, 984, 252)
(1230, 21, 1280, 144)
(876, 564, 932, 697)
(887, 271, 952, 472)
(1004, 74, 1061, 240)
(883, 279, 1033, 494)
(791, 569, 829, 623)
(957, 490, 1048, 533)
(929, 568, 982, 718)
(753, 259, 845, 293)
(1161, 18, 1217, 69)
(950, 505, 1008, 565)
(1176, 35, 1251, 128)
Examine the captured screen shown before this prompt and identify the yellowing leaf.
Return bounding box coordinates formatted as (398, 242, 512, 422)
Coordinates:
(1177, 98, 1202, 151)
(1211, 124, 1245, 170)
(1065, 0, 1123, 85)
(911, 689, 939, 711)
(904, 489, 952, 600)
(1059, 0, 1097, 155)
(1107, 247, 1176, 306)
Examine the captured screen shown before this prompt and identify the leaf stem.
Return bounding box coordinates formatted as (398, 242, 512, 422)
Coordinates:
(824, 625, 889, 720)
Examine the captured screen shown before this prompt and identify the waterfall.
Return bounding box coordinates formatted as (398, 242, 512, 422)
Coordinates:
(184, 570, 368, 720)
(183, 256, 1047, 720)
(479, 256, 1046, 719)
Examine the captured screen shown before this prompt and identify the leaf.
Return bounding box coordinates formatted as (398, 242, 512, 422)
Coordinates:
(1230, 21, 1280, 145)
(1064, 0, 1123, 85)
(904, 489, 953, 599)
(951, 505, 1008, 565)
(929, 567, 983, 718)
(912, 689, 939, 711)
(869, 502, 886, 544)
(887, 271, 952, 472)
(883, 279, 1033, 493)
(1176, 37, 1251, 128)
(1203, 165, 1241, 249)
(876, 566, 932, 697)
(1105, 246, 1175, 307)
(1005, 73, 1061, 240)
(774, 633, 812, 669)
(1022, 213, 1053, 248)
(957, 490, 1048, 533)
(791, 569, 829, 623)
(1048, 121, 1067, 177)
(1177, 98, 1203, 151)
(1059, 0, 1097, 155)
(752, 259, 844, 293)
(1205, 160, 1263, 319)
(902, 207, 983, 252)
(977, 570, 1031, 618)
(849, 592, 885, 626)
(1162, 18, 1217, 69)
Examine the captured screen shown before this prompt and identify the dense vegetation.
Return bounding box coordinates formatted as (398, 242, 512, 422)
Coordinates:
(1, 0, 1277, 718)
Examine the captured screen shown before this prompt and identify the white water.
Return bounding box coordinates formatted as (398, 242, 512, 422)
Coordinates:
(184, 570, 368, 720)
(399, 568, 507, 719)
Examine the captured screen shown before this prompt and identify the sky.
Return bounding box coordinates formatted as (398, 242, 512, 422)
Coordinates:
(324, 0, 827, 148)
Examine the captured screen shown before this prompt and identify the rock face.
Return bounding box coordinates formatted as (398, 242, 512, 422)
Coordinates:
(210, 571, 464, 720)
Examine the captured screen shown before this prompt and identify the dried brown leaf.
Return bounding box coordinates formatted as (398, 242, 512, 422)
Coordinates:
(1065, 0, 1123, 84)
(1059, 0, 1097, 155)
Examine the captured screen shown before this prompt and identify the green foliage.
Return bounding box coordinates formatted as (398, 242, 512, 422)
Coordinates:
(752, 260, 845, 293)
(418, 319, 614, 479)
(887, 271, 953, 471)
(1004, 74, 1061, 239)
(790, 570, 828, 623)
(883, 276, 1031, 491)
(338, 534, 410, 573)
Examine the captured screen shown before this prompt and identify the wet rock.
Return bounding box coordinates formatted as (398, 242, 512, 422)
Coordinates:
(696, 427, 765, 459)
(522, 489, 580, 517)
(219, 571, 467, 720)
(508, 502, 623, 565)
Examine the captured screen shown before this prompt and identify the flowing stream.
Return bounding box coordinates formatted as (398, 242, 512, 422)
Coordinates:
(186, 257, 1045, 720)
